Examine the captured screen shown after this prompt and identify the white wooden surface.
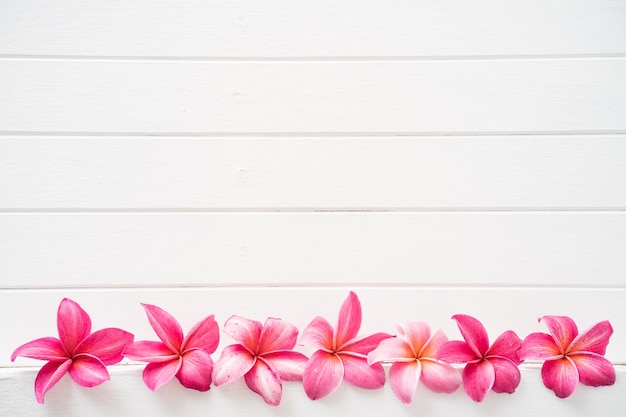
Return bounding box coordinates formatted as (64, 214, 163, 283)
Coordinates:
(1, 1, 625, 415)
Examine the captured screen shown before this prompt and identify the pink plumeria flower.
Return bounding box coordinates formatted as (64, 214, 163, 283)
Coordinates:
(299, 291, 392, 400)
(367, 322, 461, 404)
(212, 316, 309, 406)
(11, 298, 134, 404)
(436, 314, 522, 402)
(519, 315, 615, 398)
(123, 303, 219, 391)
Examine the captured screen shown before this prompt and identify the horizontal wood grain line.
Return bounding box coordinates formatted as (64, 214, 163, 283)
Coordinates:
(2, 60, 625, 133)
(1, 212, 624, 288)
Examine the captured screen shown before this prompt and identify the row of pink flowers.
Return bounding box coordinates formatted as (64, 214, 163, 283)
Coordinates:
(12, 292, 616, 405)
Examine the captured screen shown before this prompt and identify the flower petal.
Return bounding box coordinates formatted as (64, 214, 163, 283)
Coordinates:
(211, 344, 256, 386)
(420, 360, 461, 393)
(489, 357, 521, 393)
(568, 320, 613, 356)
(341, 353, 386, 389)
(245, 359, 283, 406)
(462, 360, 495, 402)
(34, 359, 72, 404)
(143, 357, 182, 391)
(11, 337, 67, 362)
(419, 329, 449, 359)
(176, 349, 213, 391)
(452, 314, 489, 357)
(123, 341, 178, 362)
(141, 304, 184, 353)
(181, 314, 219, 354)
(340, 332, 392, 356)
(223, 315, 262, 354)
(335, 291, 362, 349)
(261, 351, 309, 381)
(436, 340, 478, 363)
(75, 328, 134, 365)
(257, 317, 299, 353)
(541, 357, 579, 398)
(367, 337, 414, 364)
(57, 298, 91, 355)
(388, 361, 420, 404)
(300, 316, 334, 350)
(302, 350, 344, 400)
(570, 353, 616, 387)
(540, 315, 578, 352)
(519, 333, 562, 361)
(397, 322, 431, 357)
(68, 354, 110, 387)
(487, 330, 522, 365)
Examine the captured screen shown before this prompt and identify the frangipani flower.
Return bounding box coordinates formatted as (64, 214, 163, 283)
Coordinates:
(367, 322, 461, 404)
(519, 315, 615, 398)
(299, 291, 392, 400)
(123, 303, 219, 391)
(212, 316, 309, 406)
(436, 314, 522, 402)
(11, 298, 134, 403)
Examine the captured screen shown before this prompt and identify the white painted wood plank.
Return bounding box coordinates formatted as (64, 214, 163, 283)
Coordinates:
(1, 135, 625, 209)
(2, 59, 625, 133)
(1, 0, 625, 57)
(1, 365, 624, 417)
(1, 213, 624, 287)
(2, 288, 624, 366)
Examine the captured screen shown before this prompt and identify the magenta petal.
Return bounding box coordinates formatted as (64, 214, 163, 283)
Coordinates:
(68, 354, 110, 387)
(570, 353, 616, 387)
(176, 349, 213, 391)
(141, 304, 184, 353)
(420, 360, 461, 393)
(540, 316, 578, 350)
(143, 357, 182, 391)
(11, 337, 68, 361)
(262, 351, 309, 381)
(436, 340, 478, 363)
(34, 359, 72, 404)
(367, 337, 414, 364)
(420, 329, 449, 359)
(245, 359, 283, 406)
(389, 361, 420, 404)
(75, 328, 134, 365)
(123, 341, 178, 362)
(489, 357, 521, 393)
(181, 315, 219, 354)
(300, 316, 334, 350)
(212, 344, 256, 386)
(569, 321, 613, 356)
(341, 353, 386, 389)
(223, 315, 262, 354)
(487, 330, 522, 365)
(57, 298, 92, 354)
(340, 332, 392, 355)
(397, 322, 431, 357)
(452, 314, 489, 357)
(257, 318, 299, 353)
(335, 291, 362, 349)
(519, 333, 561, 361)
(541, 357, 579, 398)
(463, 360, 495, 402)
(303, 350, 344, 400)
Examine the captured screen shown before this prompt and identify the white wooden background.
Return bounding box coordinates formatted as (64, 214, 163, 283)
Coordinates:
(1, 1, 625, 415)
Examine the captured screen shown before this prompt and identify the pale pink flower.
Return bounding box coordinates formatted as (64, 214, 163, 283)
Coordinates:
(212, 316, 309, 406)
(367, 322, 461, 404)
(436, 314, 522, 402)
(299, 291, 392, 400)
(519, 315, 615, 398)
(123, 303, 219, 391)
(11, 298, 134, 403)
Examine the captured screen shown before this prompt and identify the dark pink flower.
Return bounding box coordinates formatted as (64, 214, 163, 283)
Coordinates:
(436, 314, 522, 402)
(123, 303, 219, 391)
(519, 315, 615, 398)
(368, 322, 461, 404)
(299, 291, 392, 400)
(11, 298, 134, 403)
(212, 316, 309, 406)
